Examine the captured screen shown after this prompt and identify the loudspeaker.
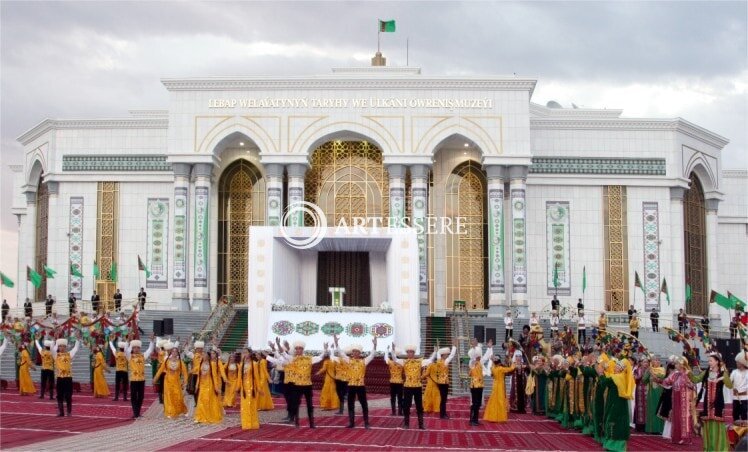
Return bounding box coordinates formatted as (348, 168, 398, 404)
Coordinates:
(474, 325, 485, 343)
(163, 318, 174, 336)
(485, 328, 497, 345)
(714, 338, 741, 369)
(153, 320, 164, 337)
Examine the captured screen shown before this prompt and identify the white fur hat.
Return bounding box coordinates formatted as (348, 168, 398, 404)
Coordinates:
(194, 341, 205, 349)
(157, 339, 167, 348)
(56, 338, 68, 347)
(350, 344, 363, 352)
(404, 344, 417, 352)
(292, 340, 306, 349)
(130, 340, 142, 348)
(117, 341, 126, 349)
(343, 346, 353, 354)
(164, 342, 174, 351)
(736, 352, 747, 368)
(438, 347, 451, 356)
(43, 340, 53, 348)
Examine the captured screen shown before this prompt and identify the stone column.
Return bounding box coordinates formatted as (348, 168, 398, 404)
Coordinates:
(705, 198, 721, 325)
(20, 190, 37, 303)
(410, 164, 429, 316)
(286, 164, 307, 227)
(669, 187, 686, 324)
(172, 163, 192, 311)
(509, 165, 529, 318)
(485, 165, 506, 317)
(45, 181, 60, 311)
(264, 164, 284, 226)
(191, 163, 212, 311)
(387, 164, 407, 228)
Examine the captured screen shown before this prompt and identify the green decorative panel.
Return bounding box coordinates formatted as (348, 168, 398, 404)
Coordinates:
(62, 155, 172, 172)
(530, 157, 665, 176)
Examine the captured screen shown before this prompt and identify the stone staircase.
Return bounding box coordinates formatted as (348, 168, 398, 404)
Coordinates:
(218, 307, 248, 352)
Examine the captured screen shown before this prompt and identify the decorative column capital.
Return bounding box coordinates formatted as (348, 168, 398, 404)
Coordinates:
(45, 181, 59, 195)
(705, 198, 720, 212)
(386, 164, 407, 179)
(508, 165, 529, 181)
(24, 190, 37, 205)
(485, 165, 507, 180)
(286, 163, 308, 179)
(172, 162, 193, 178)
(670, 187, 686, 201)
(193, 163, 213, 178)
(410, 164, 431, 180)
(264, 163, 284, 179)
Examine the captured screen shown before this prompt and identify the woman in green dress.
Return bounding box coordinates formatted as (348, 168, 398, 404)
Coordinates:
(698, 352, 732, 452)
(592, 358, 609, 444)
(602, 358, 634, 452)
(643, 356, 665, 434)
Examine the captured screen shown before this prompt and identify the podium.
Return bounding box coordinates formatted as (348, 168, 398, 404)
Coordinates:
(329, 287, 346, 307)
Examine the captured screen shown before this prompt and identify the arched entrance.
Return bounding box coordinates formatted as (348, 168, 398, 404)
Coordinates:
(35, 174, 49, 301)
(445, 161, 487, 310)
(684, 172, 708, 316)
(217, 160, 265, 304)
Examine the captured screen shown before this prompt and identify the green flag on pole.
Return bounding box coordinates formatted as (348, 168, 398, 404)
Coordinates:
(582, 266, 587, 294)
(686, 283, 693, 303)
(93, 260, 100, 279)
(138, 255, 152, 278)
(710, 290, 733, 310)
(70, 262, 83, 278)
(27, 266, 42, 288)
(634, 271, 645, 295)
(0, 272, 14, 288)
(553, 263, 559, 288)
(661, 278, 670, 305)
(43, 265, 56, 279)
(109, 261, 118, 282)
(728, 291, 746, 310)
(379, 19, 396, 32)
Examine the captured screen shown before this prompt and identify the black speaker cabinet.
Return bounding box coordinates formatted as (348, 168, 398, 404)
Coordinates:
(163, 318, 174, 336)
(714, 338, 741, 369)
(485, 328, 497, 345)
(153, 320, 164, 337)
(474, 325, 485, 343)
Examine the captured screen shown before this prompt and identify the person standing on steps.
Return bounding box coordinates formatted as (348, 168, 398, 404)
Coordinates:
(52, 333, 81, 416)
(23, 298, 32, 319)
(91, 290, 100, 316)
(650, 308, 659, 332)
(1, 299, 8, 322)
(390, 343, 436, 430)
(504, 310, 514, 340)
(68, 293, 76, 316)
(113, 289, 122, 312)
(138, 287, 147, 311)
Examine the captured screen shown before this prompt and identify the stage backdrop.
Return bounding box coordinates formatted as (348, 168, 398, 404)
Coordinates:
(265, 310, 395, 352)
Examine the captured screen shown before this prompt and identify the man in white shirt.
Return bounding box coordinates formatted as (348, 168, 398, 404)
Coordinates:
(529, 312, 539, 328)
(550, 310, 560, 335)
(504, 311, 514, 341)
(731, 352, 748, 422)
(577, 314, 587, 344)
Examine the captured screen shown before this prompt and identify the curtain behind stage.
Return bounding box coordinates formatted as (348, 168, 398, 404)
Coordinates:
(316, 251, 371, 307)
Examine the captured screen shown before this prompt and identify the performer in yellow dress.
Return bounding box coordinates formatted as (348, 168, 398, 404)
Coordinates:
(256, 353, 274, 410)
(18, 344, 37, 395)
(91, 344, 111, 398)
(423, 360, 440, 413)
(222, 353, 240, 408)
(317, 354, 340, 410)
(154, 344, 189, 418)
(483, 349, 516, 423)
(239, 351, 260, 430)
(193, 349, 225, 424)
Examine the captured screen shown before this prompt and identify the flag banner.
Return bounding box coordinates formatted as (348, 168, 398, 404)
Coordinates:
(43, 265, 56, 279)
(70, 262, 83, 278)
(728, 291, 746, 310)
(138, 255, 152, 278)
(661, 278, 670, 305)
(552, 263, 559, 288)
(634, 271, 645, 294)
(379, 19, 396, 32)
(27, 266, 42, 288)
(582, 265, 587, 294)
(93, 260, 100, 279)
(0, 272, 14, 288)
(686, 283, 692, 303)
(110, 261, 118, 282)
(710, 290, 733, 310)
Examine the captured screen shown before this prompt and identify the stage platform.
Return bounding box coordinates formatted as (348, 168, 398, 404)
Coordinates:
(0, 381, 707, 451)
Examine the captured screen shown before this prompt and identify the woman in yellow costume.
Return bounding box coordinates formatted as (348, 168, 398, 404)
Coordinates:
(483, 349, 516, 423)
(154, 344, 188, 418)
(18, 343, 37, 395)
(256, 352, 274, 410)
(239, 350, 260, 430)
(194, 349, 225, 424)
(422, 352, 440, 414)
(222, 353, 240, 408)
(91, 343, 110, 398)
(316, 353, 340, 410)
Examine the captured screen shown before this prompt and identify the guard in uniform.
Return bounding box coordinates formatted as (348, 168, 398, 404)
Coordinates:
(53, 336, 81, 416)
(113, 289, 123, 312)
(109, 340, 129, 401)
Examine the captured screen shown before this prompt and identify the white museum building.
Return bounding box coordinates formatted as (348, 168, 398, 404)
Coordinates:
(9, 62, 748, 347)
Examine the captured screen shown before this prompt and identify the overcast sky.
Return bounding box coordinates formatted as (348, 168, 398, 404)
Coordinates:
(1, 1, 746, 304)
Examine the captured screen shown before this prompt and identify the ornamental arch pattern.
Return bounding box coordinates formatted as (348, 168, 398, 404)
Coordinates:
(683, 172, 708, 316)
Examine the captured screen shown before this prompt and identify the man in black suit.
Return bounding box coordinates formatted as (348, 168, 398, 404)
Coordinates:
(627, 306, 634, 322)
(68, 293, 76, 316)
(91, 290, 100, 315)
(45, 295, 55, 316)
(550, 295, 560, 312)
(138, 288, 146, 311)
(1, 299, 9, 322)
(576, 298, 584, 316)
(24, 298, 33, 318)
(113, 289, 123, 311)
(650, 308, 659, 332)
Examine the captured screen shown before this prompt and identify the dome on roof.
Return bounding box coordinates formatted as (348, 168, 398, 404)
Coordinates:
(546, 100, 563, 109)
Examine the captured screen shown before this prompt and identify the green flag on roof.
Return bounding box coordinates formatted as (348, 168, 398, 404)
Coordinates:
(379, 20, 396, 32)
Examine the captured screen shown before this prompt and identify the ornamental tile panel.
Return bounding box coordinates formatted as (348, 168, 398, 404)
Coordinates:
(146, 198, 169, 289)
(62, 155, 172, 172)
(642, 202, 661, 311)
(68, 197, 84, 298)
(530, 157, 666, 176)
(546, 201, 571, 296)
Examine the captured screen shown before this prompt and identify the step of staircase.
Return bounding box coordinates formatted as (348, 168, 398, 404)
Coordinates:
(219, 308, 248, 352)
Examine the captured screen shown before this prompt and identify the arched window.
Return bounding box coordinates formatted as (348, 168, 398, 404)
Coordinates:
(35, 174, 49, 301)
(684, 172, 707, 316)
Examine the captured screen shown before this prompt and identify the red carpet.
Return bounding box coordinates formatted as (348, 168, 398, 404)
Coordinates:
(161, 397, 703, 451)
(0, 383, 157, 449)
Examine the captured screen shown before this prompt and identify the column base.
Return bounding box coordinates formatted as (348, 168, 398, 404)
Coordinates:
(191, 296, 211, 312)
(172, 295, 191, 311)
(419, 302, 430, 318)
(488, 304, 505, 318)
